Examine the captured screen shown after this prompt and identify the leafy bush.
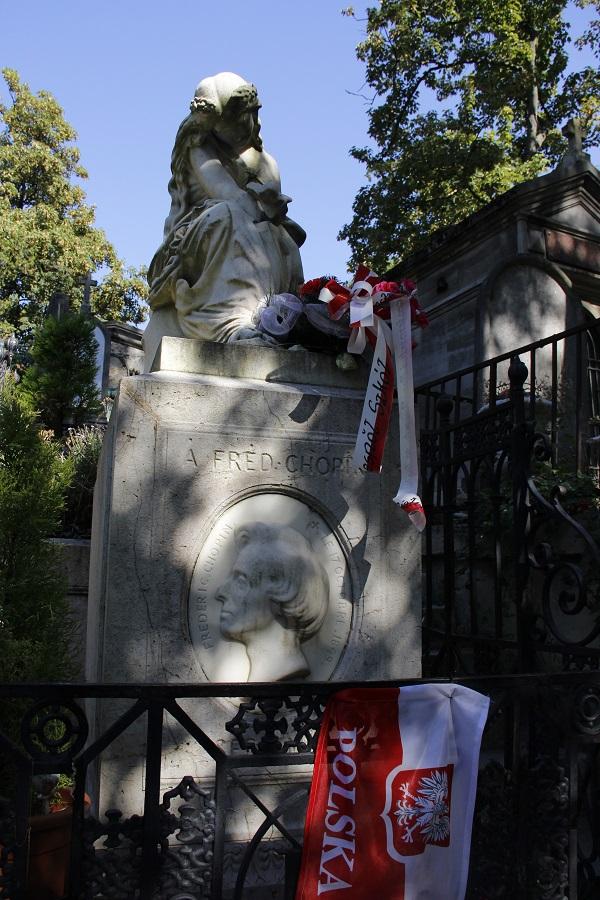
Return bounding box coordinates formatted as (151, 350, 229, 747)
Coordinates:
(0, 376, 74, 683)
(60, 425, 104, 537)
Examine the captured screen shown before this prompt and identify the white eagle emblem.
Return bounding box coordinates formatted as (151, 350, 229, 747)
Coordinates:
(381, 763, 453, 859)
(394, 768, 450, 845)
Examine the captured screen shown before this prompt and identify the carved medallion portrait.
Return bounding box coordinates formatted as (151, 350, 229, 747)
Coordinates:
(188, 492, 353, 682)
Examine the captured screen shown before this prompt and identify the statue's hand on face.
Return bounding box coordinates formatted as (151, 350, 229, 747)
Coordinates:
(214, 106, 261, 154)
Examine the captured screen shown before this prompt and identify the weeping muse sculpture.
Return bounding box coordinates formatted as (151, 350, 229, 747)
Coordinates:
(143, 72, 306, 368)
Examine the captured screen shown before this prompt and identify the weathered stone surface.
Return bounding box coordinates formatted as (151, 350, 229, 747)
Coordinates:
(151, 334, 367, 389)
(51, 538, 90, 679)
(88, 358, 420, 685)
(481, 258, 572, 360)
(86, 339, 421, 814)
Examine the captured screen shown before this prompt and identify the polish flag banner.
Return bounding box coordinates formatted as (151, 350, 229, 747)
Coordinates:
(295, 684, 489, 900)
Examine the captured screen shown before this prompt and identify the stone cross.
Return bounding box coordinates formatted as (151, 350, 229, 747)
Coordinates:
(79, 272, 98, 317)
(562, 118, 583, 154)
(557, 117, 590, 171)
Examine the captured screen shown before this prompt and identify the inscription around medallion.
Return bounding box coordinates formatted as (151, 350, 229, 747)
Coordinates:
(188, 492, 353, 682)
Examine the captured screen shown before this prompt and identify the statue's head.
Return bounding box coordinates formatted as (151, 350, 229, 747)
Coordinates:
(215, 522, 329, 646)
(189, 71, 263, 153)
(164, 72, 264, 236)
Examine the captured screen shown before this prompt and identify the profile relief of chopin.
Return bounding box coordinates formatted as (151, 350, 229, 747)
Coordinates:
(215, 522, 329, 682)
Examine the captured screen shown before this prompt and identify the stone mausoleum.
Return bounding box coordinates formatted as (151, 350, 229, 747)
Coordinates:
(388, 143, 600, 386)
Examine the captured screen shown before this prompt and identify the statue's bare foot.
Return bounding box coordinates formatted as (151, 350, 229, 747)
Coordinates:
(228, 326, 280, 347)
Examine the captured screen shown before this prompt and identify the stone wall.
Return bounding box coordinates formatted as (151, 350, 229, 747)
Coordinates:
(50, 538, 90, 679)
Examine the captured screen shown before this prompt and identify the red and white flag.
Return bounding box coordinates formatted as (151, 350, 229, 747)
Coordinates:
(295, 684, 489, 899)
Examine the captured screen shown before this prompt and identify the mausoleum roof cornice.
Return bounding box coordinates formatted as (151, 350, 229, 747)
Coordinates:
(388, 158, 600, 280)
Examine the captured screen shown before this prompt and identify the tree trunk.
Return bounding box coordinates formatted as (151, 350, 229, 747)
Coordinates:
(526, 35, 542, 156)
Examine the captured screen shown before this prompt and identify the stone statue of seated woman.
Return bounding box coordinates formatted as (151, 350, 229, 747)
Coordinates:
(143, 72, 306, 370)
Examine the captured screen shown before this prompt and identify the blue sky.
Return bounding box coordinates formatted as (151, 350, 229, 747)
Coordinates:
(1, 0, 598, 290)
(0, 0, 373, 284)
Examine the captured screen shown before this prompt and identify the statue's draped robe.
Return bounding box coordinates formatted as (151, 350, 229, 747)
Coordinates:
(146, 135, 303, 354)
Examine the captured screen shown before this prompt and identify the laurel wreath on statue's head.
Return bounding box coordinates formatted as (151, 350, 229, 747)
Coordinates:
(189, 84, 259, 122)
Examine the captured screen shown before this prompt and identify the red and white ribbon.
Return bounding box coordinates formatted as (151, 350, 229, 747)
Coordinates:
(318, 269, 427, 532)
(389, 296, 426, 533)
(318, 265, 380, 354)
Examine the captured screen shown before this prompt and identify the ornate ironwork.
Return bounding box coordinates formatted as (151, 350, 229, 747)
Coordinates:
(227, 697, 290, 754)
(468, 761, 517, 898)
(286, 693, 327, 753)
(226, 692, 326, 754)
(453, 402, 514, 461)
(159, 777, 216, 898)
(419, 321, 600, 679)
(523, 475, 600, 654)
(20, 698, 88, 763)
(572, 683, 600, 735)
(80, 808, 144, 899)
(419, 429, 440, 466)
(414, 320, 600, 897)
(0, 677, 597, 898)
(79, 778, 216, 899)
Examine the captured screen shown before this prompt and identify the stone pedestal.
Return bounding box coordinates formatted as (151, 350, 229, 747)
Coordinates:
(86, 337, 421, 817)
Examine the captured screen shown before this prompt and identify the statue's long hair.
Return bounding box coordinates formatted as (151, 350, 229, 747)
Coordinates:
(160, 73, 261, 241)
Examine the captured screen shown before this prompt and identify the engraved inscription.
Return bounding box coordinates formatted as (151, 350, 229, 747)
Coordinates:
(167, 430, 359, 479)
(212, 449, 354, 476)
(213, 448, 273, 472)
(185, 448, 198, 466)
(192, 523, 233, 650)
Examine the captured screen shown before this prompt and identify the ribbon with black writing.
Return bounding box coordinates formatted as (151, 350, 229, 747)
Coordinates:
(318, 269, 428, 531)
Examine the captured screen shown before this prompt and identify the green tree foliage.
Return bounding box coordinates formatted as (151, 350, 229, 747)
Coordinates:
(61, 425, 104, 537)
(340, 0, 600, 271)
(0, 377, 74, 681)
(0, 68, 148, 338)
(21, 312, 101, 437)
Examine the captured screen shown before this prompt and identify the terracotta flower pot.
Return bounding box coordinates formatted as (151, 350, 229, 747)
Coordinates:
(26, 789, 90, 900)
(26, 807, 73, 900)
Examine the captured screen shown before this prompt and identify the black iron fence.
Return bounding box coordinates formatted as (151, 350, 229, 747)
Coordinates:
(2, 321, 600, 898)
(417, 318, 600, 679)
(0, 675, 600, 899)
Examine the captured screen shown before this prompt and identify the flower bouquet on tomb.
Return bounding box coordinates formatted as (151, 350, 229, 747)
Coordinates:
(256, 267, 429, 532)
